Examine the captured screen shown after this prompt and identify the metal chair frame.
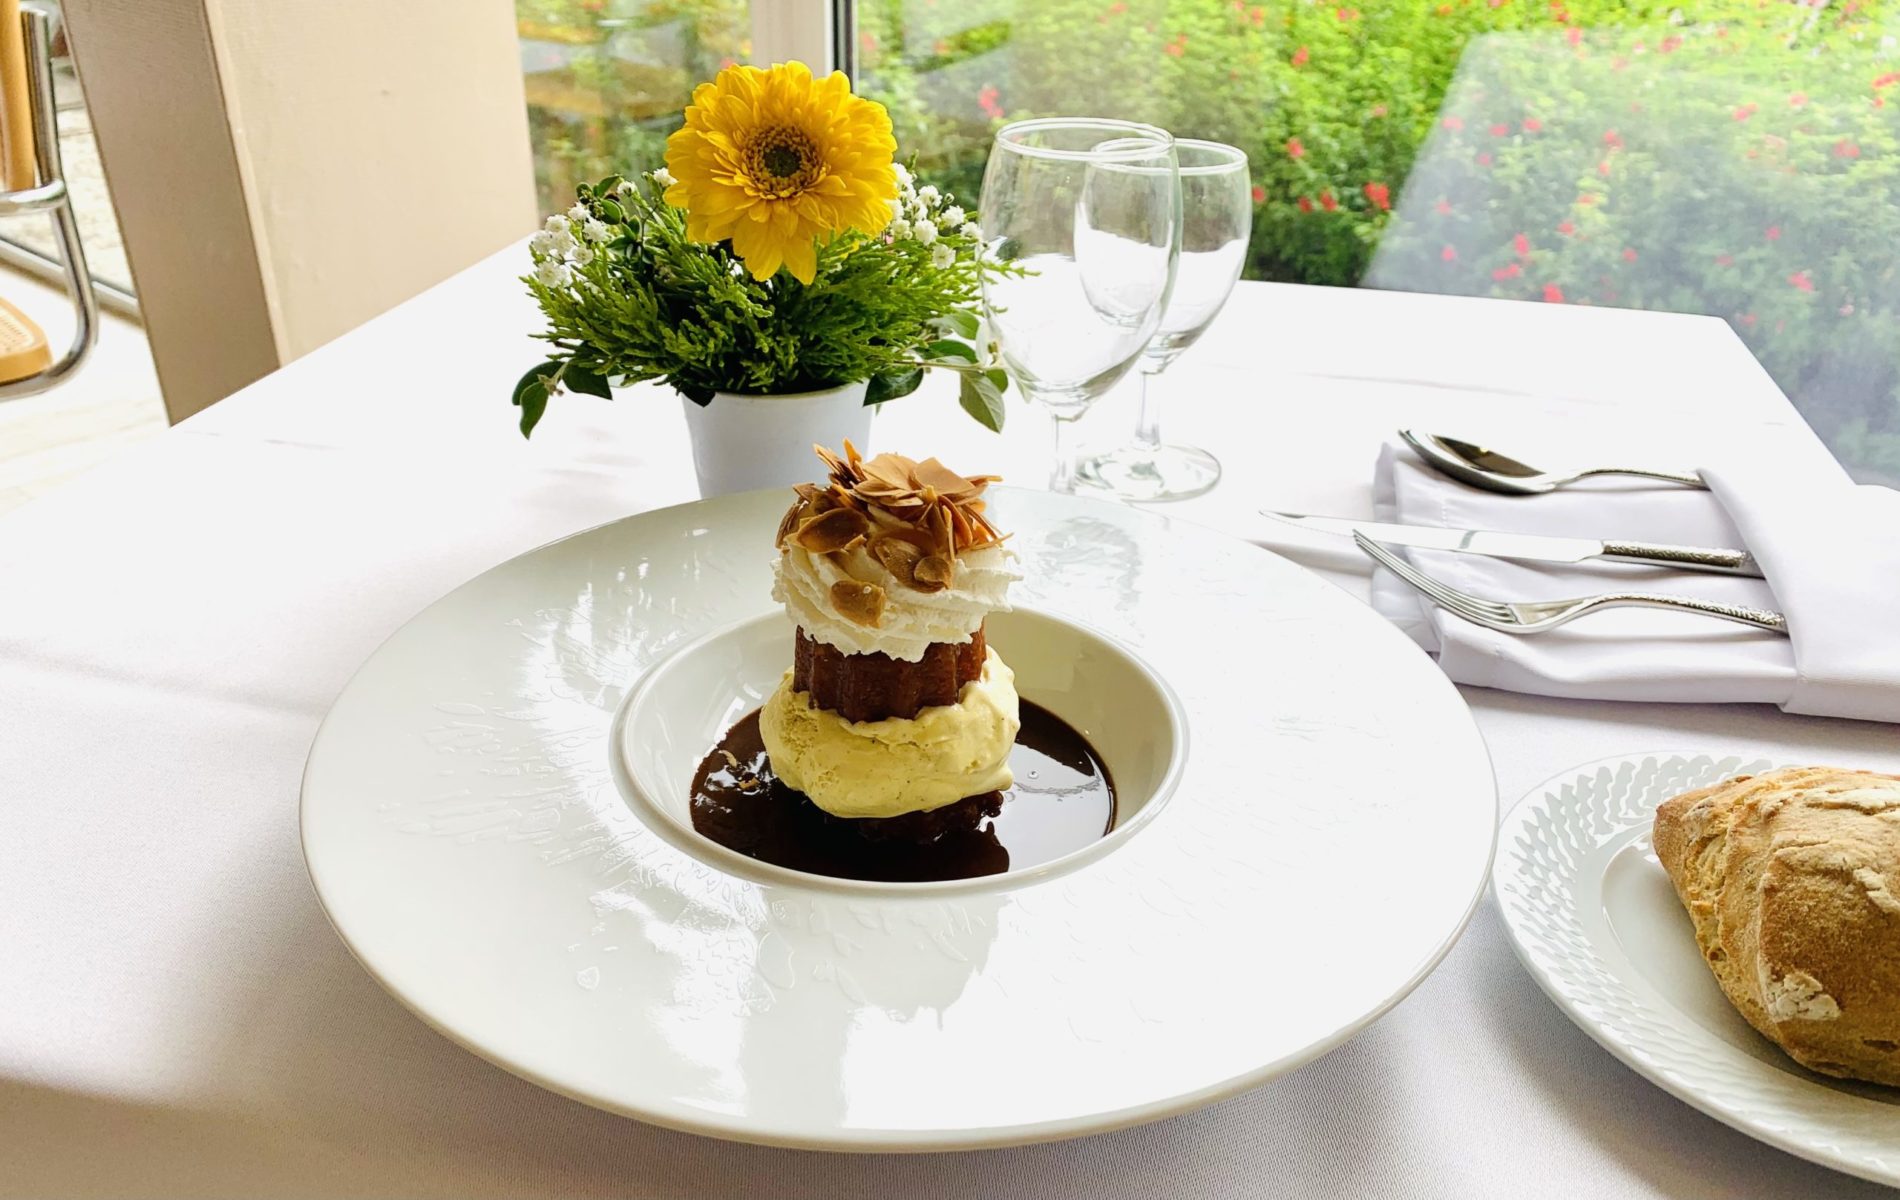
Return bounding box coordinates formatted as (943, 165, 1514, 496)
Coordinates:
(0, 3, 96, 399)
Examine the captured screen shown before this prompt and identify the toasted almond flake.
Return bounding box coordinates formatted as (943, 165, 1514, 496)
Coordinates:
(830, 579, 887, 626)
(791, 506, 871, 553)
(915, 554, 955, 588)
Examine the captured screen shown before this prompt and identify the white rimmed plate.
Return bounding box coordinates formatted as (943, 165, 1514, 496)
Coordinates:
(1493, 752, 1900, 1187)
(302, 487, 1496, 1151)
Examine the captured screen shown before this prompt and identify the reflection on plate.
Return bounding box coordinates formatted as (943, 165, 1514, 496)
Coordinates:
(1494, 752, 1900, 1187)
(302, 487, 1496, 1151)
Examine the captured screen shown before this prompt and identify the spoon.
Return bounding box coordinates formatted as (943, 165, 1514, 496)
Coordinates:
(1398, 430, 1707, 496)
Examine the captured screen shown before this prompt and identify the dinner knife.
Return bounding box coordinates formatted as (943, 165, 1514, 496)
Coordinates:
(1259, 511, 1763, 576)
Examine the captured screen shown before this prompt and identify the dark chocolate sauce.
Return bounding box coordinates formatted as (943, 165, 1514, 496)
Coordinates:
(689, 700, 1115, 882)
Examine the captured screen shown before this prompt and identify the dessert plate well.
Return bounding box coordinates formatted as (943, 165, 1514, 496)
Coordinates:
(301, 487, 1496, 1151)
(1493, 753, 1900, 1187)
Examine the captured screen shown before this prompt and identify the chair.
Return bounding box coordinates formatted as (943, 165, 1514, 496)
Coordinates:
(0, 0, 95, 399)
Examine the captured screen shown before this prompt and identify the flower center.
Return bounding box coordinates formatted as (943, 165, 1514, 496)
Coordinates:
(746, 126, 820, 196)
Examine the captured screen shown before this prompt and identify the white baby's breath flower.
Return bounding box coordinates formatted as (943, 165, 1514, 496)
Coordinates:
(930, 244, 956, 269)
(534, 260, 572, 287)
(914, 219, 938, 245)
(959, 221, 982, 240)
(940, 205, 966, 228)
(650, 167, 676, 188)
(566, 203, 589, 222)
(887, 197, 905, 219)
(582, 218, 612, 243)
(550, 228, 577, 255)
(544, 215, 570, 234)
(888, 218, 912, 240)
(918, 185, 941, 206)
(615, 178, 638, 196)
(570, 245, 595, 267)
(529, 230, 558, 257)
(893, 163, 912, 188)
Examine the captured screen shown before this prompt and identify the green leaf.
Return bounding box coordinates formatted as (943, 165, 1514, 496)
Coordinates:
(920, 338, 978, 363)
(933, 310, 980, 339)
(958, 371, 1006, 432)
(982, 368, 1009, 393)
(563, 362, 613, 400)
(511, 361, 561, 439)
(865, 367, 923, 405)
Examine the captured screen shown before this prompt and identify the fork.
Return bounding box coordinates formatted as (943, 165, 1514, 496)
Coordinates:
(1354, 532, 1788, 635)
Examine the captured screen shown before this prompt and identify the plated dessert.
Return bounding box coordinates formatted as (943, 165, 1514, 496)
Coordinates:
(689, 442, 1116, 882)
(1655, 766, 1900, 1087)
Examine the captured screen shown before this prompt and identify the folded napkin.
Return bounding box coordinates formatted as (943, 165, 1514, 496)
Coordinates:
(1370, 440, 1900, 723)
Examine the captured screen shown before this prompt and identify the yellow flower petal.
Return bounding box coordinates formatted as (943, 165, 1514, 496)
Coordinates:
(662, 60, 897, 282)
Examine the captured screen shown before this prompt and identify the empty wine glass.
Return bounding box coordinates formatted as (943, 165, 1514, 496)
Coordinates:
(1077, 140, 1251, 501)
(978, 118, 1181, 493)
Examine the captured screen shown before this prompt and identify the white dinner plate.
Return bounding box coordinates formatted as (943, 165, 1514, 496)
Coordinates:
(302, 487, 1496, 1151)
(1494, 752, 1900, 1187)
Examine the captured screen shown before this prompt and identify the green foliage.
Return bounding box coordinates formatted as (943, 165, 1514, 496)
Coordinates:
(515, 173, 1011, 435)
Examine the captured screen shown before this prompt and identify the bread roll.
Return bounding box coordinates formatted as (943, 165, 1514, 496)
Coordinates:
(1653, 766, 1900, 1086)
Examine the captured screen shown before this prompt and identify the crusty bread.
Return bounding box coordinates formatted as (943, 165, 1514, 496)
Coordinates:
(1653, 766, 1900, 1086)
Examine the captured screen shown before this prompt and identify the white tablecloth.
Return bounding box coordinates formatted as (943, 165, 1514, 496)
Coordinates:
(5, 246, 1897, 1198)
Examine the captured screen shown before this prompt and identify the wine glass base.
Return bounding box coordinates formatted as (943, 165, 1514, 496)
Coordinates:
(1076, 443, 1222, 502)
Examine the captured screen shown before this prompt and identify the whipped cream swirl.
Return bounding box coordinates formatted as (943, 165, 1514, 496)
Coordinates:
(773, 539, 1018, 661)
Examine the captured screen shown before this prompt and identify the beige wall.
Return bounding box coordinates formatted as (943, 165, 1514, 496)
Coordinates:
(63, 0, 537, 421)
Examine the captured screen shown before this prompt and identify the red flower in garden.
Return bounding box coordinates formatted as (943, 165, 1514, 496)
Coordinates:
(1566, 26, 1583, 46)
(1492, 263, 1522, 281)
(1661, 35, 1682, 52)
(1740, 313, 1757, 326)
(1788, 271, 1814, 292)
(861, 31, 879, 53)
(1622, 247, 1638, 261)
(1298, 196, 1315, 213)
(1598, 160, 1613, 176)
(1577, 193, 1595, 205)
(1543, 283, 1565, 302)
(1286, 137, 1305, 159)
(1477, 152, 1494, 166)
(1733, 103, 1757, 120)
(1364, 181, 1391, 211)
(1875, 72, 1900, 89)
(1250, 5, 1267, 26)
(1337, 6, 1360, 18)
(1442, 245, 1458, 261)
(1834, 139, 1862, 158)
(1765, 225, 1781, 240)
(1165, 37, 1186, 56)
(1490, 122, 1511, 136)
(1108, 1, 1129, 11)
(1436, 4, 1453, 14)
(1371, 104, 1389, 117)
(978, 86, 1003, 119)
(1602, 128, 1623, 149)
(1790, 92, 1808, 107)
(1523, 117, 1544, 132)
(1715, 254, 1734, 266)
(1251, 184, 1267, 204)
(1558, 220, 1575, 235)
(1443, 115, 1465, 131)
(1513, 232, 1531, 255)
(1435, 198, 1453, 214)
(1320, 190, 1338, 212)
(1292, 45, 1310, 66)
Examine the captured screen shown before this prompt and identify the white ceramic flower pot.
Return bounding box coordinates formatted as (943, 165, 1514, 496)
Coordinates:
(680, 381, 873, 497)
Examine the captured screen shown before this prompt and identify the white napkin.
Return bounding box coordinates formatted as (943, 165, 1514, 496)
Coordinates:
(1370, 440, 1900, 722)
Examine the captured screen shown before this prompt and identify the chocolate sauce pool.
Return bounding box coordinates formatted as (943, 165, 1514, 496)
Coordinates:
(689, 700, 1116, 883)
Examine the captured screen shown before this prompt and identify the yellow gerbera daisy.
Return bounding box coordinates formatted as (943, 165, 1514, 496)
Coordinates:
(663, 61, 898, 285)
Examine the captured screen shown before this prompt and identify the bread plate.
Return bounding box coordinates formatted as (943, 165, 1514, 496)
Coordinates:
(302, 486, 1497, 1151)
(1494, 752, 1900, 1186)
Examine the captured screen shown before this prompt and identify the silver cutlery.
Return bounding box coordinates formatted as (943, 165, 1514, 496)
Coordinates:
(1262, 511, 1760, 576)
(1399, 430, 1707, 495)
(1355, 532, 1787, 635)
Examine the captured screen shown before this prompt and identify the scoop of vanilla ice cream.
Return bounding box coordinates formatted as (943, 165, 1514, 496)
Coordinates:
(758, 649, 1021, 819)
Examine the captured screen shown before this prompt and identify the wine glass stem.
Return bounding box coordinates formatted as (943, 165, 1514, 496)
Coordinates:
(1133, 365, 1165, 453)
(1050, 413, 1078, 494)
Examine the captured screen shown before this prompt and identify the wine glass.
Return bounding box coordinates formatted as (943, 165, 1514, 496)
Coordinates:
(978, 119, 1181, 493)
(1076, 140, 1251, 501)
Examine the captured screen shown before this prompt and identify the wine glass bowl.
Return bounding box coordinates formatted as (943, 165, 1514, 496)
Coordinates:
(1076, 139, 1252, 502)
(979, 119, 1181, 490)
